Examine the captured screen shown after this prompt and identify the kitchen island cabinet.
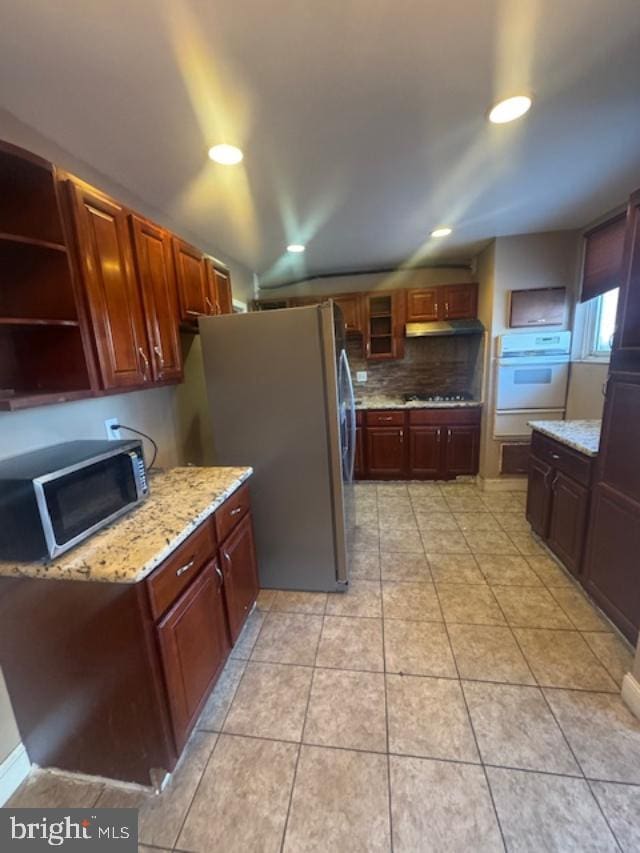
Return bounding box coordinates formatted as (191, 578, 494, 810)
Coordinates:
(0, 467, 258, 785)
(527, 425, 597, 578)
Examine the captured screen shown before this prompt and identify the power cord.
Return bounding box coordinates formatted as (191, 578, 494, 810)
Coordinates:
(110, 423, 158, 470)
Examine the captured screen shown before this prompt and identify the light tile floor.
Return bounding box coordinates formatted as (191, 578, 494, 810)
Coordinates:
(8, 480, 640, 852)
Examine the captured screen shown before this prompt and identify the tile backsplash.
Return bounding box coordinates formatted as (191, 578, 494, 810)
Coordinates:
(347, 334, 485, 399)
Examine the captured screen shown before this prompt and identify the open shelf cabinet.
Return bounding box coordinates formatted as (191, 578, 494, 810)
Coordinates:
(0, 142, 95, 410)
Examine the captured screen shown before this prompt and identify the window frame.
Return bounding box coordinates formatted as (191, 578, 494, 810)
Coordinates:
(581, 288, 619, 361)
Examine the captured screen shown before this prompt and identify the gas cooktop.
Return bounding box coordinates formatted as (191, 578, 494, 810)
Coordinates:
(403, 392, 473, 402)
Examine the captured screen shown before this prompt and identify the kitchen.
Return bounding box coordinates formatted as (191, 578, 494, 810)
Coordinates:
(1, 2, 640, 851)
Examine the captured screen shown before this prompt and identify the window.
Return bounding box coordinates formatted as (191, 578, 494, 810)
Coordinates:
(586, 288, 619, 358)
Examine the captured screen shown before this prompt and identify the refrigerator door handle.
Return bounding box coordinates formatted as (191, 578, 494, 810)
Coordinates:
(339, 348, 356, 482)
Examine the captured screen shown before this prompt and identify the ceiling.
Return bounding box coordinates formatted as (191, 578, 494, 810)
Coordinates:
(1, 1, 639, 285)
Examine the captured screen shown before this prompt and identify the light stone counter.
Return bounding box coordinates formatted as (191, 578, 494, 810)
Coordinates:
(528, 419, 601, 457)
(355, 393, 483, 410)
(0, 466, 252, 584)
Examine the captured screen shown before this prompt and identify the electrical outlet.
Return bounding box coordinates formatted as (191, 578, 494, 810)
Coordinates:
(356, 371, 368, 383)
(104, 418, 121, 440)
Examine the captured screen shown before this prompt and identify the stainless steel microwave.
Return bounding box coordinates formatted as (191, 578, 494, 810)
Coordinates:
(0, 440, 149, 561)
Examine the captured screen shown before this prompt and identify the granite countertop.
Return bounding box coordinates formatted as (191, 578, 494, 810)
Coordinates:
(528, 419, 602, 457)
(0, 466, 253, 584)
(355, 394, 483, 410)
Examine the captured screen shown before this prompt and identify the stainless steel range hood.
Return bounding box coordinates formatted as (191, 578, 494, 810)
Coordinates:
(405, 318, 485, 338)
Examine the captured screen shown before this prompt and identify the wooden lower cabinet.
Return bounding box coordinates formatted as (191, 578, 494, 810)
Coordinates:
(366, 426, 406, 477)
(527, 431, 594, 580)
(0, 482, 259, 785)
(546, 472, 590, 576)
(409, 427, 441, 477)
(157, 561, 230, 752)
(445, 426, 480, 477)
(356, 408, 481, 480)
(219, 512, 260, 643)
(526, 456, 552, 538)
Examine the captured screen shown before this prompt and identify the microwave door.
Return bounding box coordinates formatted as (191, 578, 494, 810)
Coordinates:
(34, 452, 143, 558)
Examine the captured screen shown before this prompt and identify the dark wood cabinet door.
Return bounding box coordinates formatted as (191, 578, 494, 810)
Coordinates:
(333, 294, 362, 333)
(443, 283, 478, 320)
(584, 484, 640, 644)
(547, 472, 589, 576)
(526, 455, 553, 538)
(444, 425, 479, 476)
(172, 238, 207, 323)
(409, 427, 442, 478)
(214, 266, 233, 315)
(406, 289, 439, 322)
(354, 426, 365, 478)
(219, 513, 259, 643)
(130, 215, 183, 382)
(67, 181, 149, 388)
(157, 563, 230, 752)
(366, 426, 406, 477)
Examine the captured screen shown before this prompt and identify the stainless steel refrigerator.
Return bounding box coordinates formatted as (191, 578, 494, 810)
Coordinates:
(199, 302, 355, 591)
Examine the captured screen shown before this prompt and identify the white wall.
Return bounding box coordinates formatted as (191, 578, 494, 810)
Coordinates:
(478, 231, 581, 481)
(0, 110, 255, 767)
(260, 266, 474, 299)
(566, 362, 608, 419)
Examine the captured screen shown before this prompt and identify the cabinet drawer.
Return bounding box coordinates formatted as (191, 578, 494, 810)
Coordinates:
(215, 482, 251, 543)
(531, 432, 593, 487)
(147, 520, 217, 620)
(365, 410, 405, 426)
(409, 408, 481, 426)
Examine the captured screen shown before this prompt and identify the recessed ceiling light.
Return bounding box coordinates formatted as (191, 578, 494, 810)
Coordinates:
(208, 144, 244, 165)
(488, 95, 532, 124)
(287, 244, 306, 253)
(431, 227, 452, 238)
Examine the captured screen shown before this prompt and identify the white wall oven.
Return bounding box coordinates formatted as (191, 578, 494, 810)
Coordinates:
(494, 331, 571, 437)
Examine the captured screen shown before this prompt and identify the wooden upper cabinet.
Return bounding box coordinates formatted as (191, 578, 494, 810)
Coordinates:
(129, 215, 183, 382)
(66, 179, 150, 389)
(205, 259, 233, 315)
(443, 283, 478, 319)
(406, 283, 478, 322)
(364, 291, 405, 360)
(406, 289, 439, 322)
(333, 293, 363, 333)
(172, 237, 207, 323)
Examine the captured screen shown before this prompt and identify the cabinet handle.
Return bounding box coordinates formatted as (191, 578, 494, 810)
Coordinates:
(445, 302, 449, 314)
(215, 564, 224, 587)
(154, 345, 164, 368)
(436, 428, 442, 443)
(380, 416, 394, 422)
(399, 429, 404, 442)
(138, 347, 150, 379)
(551, 474, 559, 492)
(447, 428, 452, 444)
(205, 296, 217, 315)
(230, 506, 243, 517)
(176, 558, 195, 577)
(550, 453, 560, 460)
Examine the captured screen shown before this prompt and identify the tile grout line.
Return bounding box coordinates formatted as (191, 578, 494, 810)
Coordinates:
(277, 596, 326, 853)
(431, 566, 509, 852)
(172, 612, 265, 850)
(378, 493, 394, 853)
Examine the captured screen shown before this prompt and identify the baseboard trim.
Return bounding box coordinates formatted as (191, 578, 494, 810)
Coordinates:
(478, 476, 528, 492)
(622, 673, 640, 720)
(0, 742, 30, 806)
